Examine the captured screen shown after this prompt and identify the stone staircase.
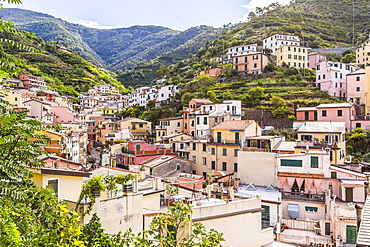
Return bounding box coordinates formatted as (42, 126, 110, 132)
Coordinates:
(357, 194, 370, 245)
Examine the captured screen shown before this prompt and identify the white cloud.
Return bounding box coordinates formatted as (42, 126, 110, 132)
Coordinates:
(63, 17, 120, 29)
(239, 0, 291, 22)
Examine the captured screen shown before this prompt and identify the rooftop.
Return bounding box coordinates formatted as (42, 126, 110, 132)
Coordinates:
(297, 121, 345, 133)
(316, 103, 352, 108)
(275, 141, 297, 152)
(191, 98, 213, 104)
(140, 155, 175, 168)
(211, 120, 254, 130)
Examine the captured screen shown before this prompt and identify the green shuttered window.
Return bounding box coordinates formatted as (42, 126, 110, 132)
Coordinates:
(281, 159, 302, 167)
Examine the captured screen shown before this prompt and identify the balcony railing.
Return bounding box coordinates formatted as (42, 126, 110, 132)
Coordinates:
(155, 126, 167, 130)
(282, 191, 325, 202)
(296, 140, 338, 148)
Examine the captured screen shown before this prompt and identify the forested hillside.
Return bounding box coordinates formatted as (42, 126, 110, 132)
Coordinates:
(0, 8, 230, 76)
(0, 30, 129, 96)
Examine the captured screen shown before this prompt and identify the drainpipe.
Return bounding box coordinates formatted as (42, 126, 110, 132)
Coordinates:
(355, 204, 363, 231)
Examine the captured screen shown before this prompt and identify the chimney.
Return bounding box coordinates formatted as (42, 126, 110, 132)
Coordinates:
(233, 177, 240, 190)
(155, 177, 162, 190)
(228, 187, 234, 200)
(206, 185, 212, 198)
(133, 176, 138, 193)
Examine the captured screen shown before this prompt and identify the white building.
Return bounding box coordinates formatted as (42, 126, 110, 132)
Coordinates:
(194, 100, 243, 139)
(263, 34, 300, 55)
(94, 85, 111, 94)
(156, 85, 178, 104)
(227, 44, 258, 60)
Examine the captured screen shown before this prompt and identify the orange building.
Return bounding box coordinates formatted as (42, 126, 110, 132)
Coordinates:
(232, 52, 268, 75)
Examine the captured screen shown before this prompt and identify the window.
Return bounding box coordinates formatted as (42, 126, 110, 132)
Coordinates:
(337, 110, 342, 116)
(288, 54, 292, 59)
(191, 120, 194, 127)
(234, 163, 238, 172)
(318, 75, 321, 80)
(196, 117, 200, 125)
(301, 135, 312, 141)
(323, 74, 326, 79)
(211, 161, 216, 170)
(202, 157, 207, 166)
(222, 162, 227, 171)
(356, 76, 360, 81)
(322, 110, 327, 117)
(281, 159, 303, 167)
(211, 148, 215, 155)
(356, 123, 362, 128)
(254, 63, 257, 68)
(203, 144, 206, 152)
(288, 46, 291, 51)
(356, 87, 361, 91)
(234, 149, 239, 156)
(192, 143, 196, 150)
(311, 156, 319, 168)
(203, 117, 207, 124)
(177, 122, 180, 127)
(305, 206, 318, 212)
(222, 148, 227, 156)
(317, 65, 320, 70)
(305, 111, 309, 120)
(47, 179, 59, 197)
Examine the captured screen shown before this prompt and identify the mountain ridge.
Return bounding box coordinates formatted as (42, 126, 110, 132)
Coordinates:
(0, 8, 227, 74)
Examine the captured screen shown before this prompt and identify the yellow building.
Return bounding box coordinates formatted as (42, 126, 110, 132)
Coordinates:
(356, 40, 370, 64)
(109, 86, 120, 95)
(276, 45, 308, 68)
(295, 122, 346, 164)
(155, 117, 184, 142)
(190, 120, 262, 177)
(97, 117, 152, 143)
(2, 89, 27, 106)
(30, 167, 90, 202)
(97, 106, 120, 115)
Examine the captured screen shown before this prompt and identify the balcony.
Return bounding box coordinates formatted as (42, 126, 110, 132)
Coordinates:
(282, 191, 325, 202)
(296, 140, 338, 148)
(231, 111, 245, 116)
(155, 126, 167, 130)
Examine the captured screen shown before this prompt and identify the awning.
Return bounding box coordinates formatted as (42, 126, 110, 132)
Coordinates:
(288, 203, 299, 219)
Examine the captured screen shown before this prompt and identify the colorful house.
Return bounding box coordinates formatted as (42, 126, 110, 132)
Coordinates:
(232, 52, 268, 75)
(276, 45, 308, 68)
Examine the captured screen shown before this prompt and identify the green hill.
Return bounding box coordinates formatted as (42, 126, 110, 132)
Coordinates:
(0, 8, 229, 76)
(0, 30, 129, 96)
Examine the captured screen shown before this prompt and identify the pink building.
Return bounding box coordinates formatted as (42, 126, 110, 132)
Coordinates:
(307, 53, 326, 69)
(118, 140, 175, 168)
(42, 156, 84, 171)
(316, 61, 354, 100)
(346, 69, 366, 107)
(294, 103, 370, 130)
(50, 106, 76, 124)
(19, 74, 46, 88)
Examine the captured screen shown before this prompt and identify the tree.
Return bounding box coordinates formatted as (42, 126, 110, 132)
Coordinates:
(156, 65, 171, 79)
(340, 52, 356, 63)
(147, 201, 224, 247)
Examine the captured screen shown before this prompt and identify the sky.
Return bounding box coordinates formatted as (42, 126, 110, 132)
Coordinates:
(3, 0, 291, 31)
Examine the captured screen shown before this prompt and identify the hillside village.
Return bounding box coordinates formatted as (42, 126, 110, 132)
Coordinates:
(3, 30, 370, 246)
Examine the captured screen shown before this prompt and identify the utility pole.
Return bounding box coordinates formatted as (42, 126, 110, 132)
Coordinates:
(352, 0, 355, 47)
